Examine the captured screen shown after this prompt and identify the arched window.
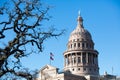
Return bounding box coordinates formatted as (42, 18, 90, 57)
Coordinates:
(86, 43, 88, 48)
(74, 57, 76, 64)
(84, 68, 86, 71)
(83, 53, 86, 64)
(78, 57, 81, 63)
(82, 43, 84, 48)
(78, 43, 80, 47)
(89, 44, 91, 48)
(72, 68, 74, 71)
(68, 58, 70, 64)
(74, 43, 76, 48)
(88, 53, 92, 64)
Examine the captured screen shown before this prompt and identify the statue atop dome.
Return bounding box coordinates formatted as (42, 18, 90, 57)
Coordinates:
(78, 10, 81, 17)
(77, 11, 83, 28)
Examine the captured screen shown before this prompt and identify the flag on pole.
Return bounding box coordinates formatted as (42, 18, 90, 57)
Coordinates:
(50, 52, 54, 60)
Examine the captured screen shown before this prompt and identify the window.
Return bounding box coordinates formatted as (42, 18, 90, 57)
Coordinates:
(94, 68, 96, 71)
(78, 43, 80, 47)
(74, 57, 76, 63)
(86, 43, 88, 48)
(84, 68, 86, 71)
(82, 43, 84, 48)
(72, 57, 74, 64)
(78, 68, 80, 71)
(78, 57, 81, 63)
(83, 53, 86, 64)
(72, 68, 74, 71)
(90, 44, 91, 48)
(88, 53, 91, 64)
(74, 43, 76, 47)
(68, 58, 70, 64)
(89, 68, 92, 71)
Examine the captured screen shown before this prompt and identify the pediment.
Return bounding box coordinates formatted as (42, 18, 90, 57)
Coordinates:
(40, 64, 58, 72)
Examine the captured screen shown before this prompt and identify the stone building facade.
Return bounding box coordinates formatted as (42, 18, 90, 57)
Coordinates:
(36, 13, 100, 80)
(36, 65, 87, 80)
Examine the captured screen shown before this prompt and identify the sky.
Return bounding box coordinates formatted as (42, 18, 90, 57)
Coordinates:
(0, 0, 120, 76)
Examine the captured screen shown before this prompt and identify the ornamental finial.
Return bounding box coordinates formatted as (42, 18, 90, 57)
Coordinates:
(78, 10, 81, 16)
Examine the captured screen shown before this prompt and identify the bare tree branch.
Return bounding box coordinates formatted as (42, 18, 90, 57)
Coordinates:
(0, 0, 65, 79)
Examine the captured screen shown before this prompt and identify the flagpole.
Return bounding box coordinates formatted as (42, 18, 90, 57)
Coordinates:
(112, 67, 113, 75)
(50, 52, 54, 65)
(50, 58, 51, 65)
(49, 52, 51, 65)
(49, 53, 51, 65)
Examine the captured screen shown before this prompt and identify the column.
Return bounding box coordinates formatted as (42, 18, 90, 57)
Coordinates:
(85, 43, 86, 49)
(83, 52, 86, 64)
(64, 55, 66, 67)
(70, 53, 72, 65)
(80, 42, 82, 49)
(93, 54, 95, 65)
(91, 53, 93, 65)
(86, 52, 88, 64)
(67, 54, 69, 65)
(72, 53, 74, 65)
(81, 52, 83, 64)
(64, 55, 67, 67)
(76, 53, 78, 66)
(89, 53, 91, 64)
(75, 53, 77, 65)
(93, 54, 95, 64)
(96, 55, 98, 65)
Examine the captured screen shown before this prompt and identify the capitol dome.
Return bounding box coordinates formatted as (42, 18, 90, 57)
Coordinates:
(64, 13, 99, 76)
(69, 15, 92, 42)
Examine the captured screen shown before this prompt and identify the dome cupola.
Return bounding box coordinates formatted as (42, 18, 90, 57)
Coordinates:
(69, 12, 92, 42)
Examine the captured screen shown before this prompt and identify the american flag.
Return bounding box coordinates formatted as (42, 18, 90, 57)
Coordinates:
(50, 52, 54, 60)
